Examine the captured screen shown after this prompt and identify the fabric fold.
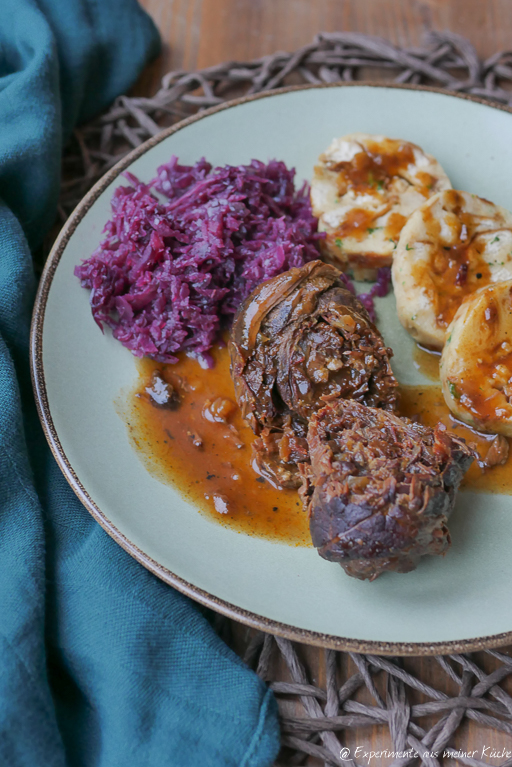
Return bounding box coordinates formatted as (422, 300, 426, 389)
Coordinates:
(0, 1, 280, 764)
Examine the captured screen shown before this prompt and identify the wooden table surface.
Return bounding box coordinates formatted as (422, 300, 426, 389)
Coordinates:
(137, 0, 512, 93)
(137, 2, 512, 765)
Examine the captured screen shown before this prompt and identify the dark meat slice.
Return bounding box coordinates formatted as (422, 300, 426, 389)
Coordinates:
(229, 260, 398, 487)
(304, 399, 474, 581)
(230, 260, 397, 428)
(479, 434, 509, 469)
(252, 426, 309, 489)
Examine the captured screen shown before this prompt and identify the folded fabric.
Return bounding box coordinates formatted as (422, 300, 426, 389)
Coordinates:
(0, 1, 280, 765)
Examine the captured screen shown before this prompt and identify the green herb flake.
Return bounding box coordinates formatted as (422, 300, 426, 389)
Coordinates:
(367, 226, 383, 234)
(405, 243, 413, 251)
(377, 180, 384, 190)
(491, 236, 500, 244)
(446, 333, 452, 344)
(335, 238, 343, 249)
(449, 382, 460, 400)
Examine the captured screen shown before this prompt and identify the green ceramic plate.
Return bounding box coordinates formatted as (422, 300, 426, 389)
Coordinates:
(32, 84, 512, 655)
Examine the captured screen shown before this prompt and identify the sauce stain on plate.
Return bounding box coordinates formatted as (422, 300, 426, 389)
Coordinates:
(116, 341, 512, 550)
(400, 384, 512, 494)
(117, 345, 310, 546)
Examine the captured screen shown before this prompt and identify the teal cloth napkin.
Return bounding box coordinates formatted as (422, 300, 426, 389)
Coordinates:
(0, 1, 280, 765)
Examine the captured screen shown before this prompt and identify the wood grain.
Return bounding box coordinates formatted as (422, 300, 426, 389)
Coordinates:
(135, 1, 512, 764)
(136, 0, 512, 96)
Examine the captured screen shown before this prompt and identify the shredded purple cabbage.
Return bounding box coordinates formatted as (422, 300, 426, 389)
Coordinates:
(358, 267, 392, 322)
(337, 271, 357, 296)
(338, 267, 391, 322)
(75, 157, 321, 363)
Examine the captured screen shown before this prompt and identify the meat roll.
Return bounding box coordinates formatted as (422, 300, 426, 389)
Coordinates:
(229, 260, 398, 488)
(303, 398, 474, 580)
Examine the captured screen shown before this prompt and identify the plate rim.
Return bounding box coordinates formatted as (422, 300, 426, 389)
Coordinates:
(31, 80, 512, 656)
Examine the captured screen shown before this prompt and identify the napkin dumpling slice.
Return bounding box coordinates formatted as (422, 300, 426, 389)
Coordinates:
(311, 133, 451, 281)
(393, 189, 512, 350)
(441, 279, 512, 436)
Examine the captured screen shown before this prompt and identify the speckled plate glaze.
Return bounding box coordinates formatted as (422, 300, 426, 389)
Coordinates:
(31, 84, 512, 655)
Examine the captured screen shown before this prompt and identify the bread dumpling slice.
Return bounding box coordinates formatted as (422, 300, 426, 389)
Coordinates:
(440, 279, 512, 436)
(393, 189, 512, 350)
(311, 133, 451, 281)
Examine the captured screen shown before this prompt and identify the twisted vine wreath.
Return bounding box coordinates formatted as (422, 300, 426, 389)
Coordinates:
(59, 30, 512, 767)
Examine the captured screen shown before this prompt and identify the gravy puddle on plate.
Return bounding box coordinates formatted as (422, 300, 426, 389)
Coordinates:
(118, 343, 512, 547)
(118, 345, 310, 546)
(404, 346, 512, 494)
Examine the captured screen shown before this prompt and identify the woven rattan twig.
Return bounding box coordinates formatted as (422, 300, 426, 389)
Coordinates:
(60, 30, 512, 220)
(236, 626, 512, 767)
(57, 30, 512, 767)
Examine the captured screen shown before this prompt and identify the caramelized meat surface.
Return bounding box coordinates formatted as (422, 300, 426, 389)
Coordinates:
(302, 399, 474, 580)
(229, 260, 397, 487)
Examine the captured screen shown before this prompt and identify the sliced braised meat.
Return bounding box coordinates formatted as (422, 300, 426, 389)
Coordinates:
(303, 399, 474, 581)
(252, 426, 309, 489)
(229, 260, 398, 487)
(480, 434, 509, 469)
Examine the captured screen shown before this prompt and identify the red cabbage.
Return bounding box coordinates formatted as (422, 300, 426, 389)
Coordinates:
(334, 267, 391, 322)
(358, 267, 392, 322)
(75, 157, 321, 363)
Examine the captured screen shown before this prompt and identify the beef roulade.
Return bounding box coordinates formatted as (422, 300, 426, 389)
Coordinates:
(229, 260, 398, 488)
(302, 398, 474, 580)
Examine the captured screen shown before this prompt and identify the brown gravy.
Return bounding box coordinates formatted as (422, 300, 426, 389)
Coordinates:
(125, 346, 311, 546)
(337, 207, 379, 240)
(400, 385, 512, 494)
(122, 342, 512, 547)
(329, 140, 430, 244)
(410, 191, 494, 329)
(332, 139, 425, 196)
(412, 344, 441, 382)
(454, 336, 512, 425)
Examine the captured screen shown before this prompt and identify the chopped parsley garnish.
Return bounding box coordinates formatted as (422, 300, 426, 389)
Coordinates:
(368, 173, 384, 190)
(449, 382, 460, 399)
(335, 237, 343, 248)
(491, 236, 500, 244)
(405, 243, 413, 251)
(367, 226, 382, 234)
